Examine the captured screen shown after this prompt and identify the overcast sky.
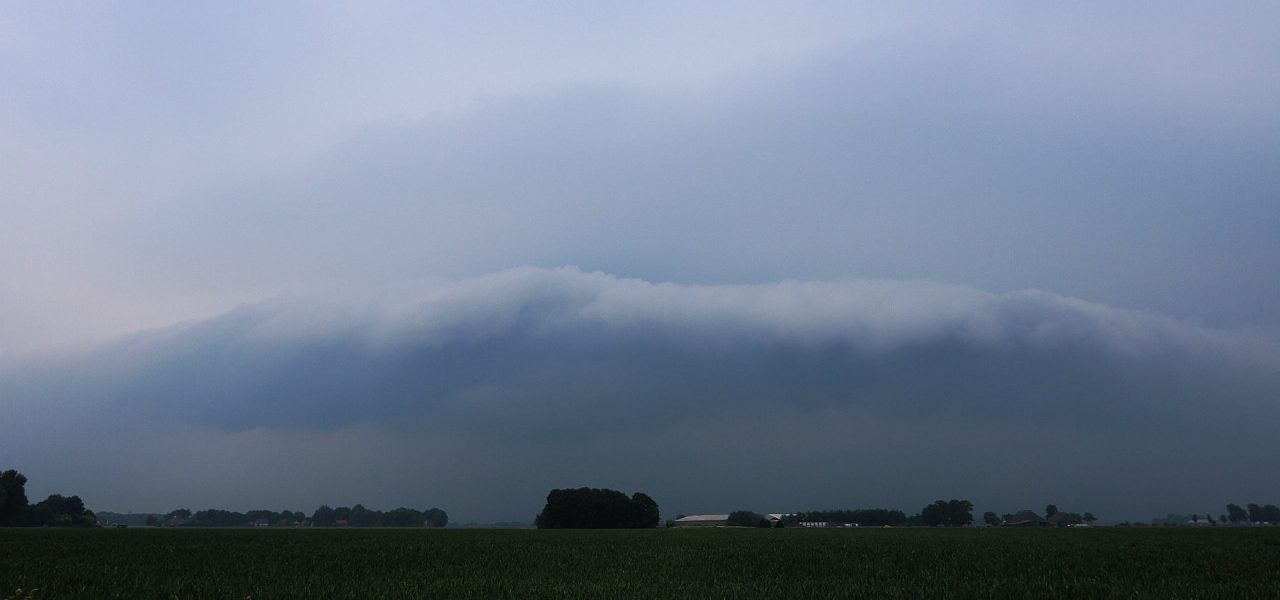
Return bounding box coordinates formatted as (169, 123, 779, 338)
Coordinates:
(2, 2, 1278, 523)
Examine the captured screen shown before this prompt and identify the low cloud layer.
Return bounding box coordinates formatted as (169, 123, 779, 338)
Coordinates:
(6, 268, 1277, 521)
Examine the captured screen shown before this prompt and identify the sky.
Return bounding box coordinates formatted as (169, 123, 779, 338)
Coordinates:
(2, 2, 1278, 523)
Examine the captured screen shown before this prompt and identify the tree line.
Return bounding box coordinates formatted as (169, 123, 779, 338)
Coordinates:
(1224, 503, 1280, 525)
(149, 505, 448, 527)
(717, 501, 1103, 528)
(790, 509, 907, 526)
(0, 469, 97, 527)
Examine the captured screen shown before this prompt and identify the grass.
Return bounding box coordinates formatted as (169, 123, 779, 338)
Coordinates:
(2, 527, 1279, 598)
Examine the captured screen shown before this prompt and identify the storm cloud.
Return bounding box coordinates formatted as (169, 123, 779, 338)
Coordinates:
(6, 268, 1277, 520)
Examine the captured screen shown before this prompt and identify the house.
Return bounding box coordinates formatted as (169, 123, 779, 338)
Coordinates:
(1003, 510, 1050, 527)
(671, 514, 729, 527)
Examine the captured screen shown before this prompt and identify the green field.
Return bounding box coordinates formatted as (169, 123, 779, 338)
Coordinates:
(3, 527, 1279, 598)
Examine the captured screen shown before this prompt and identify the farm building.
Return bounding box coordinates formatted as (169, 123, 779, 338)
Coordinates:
(1003, 510, 1050, 527)
(671, 514, 729, 527)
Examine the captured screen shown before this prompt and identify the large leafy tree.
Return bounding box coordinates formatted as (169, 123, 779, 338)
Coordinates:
(535, 487, 660, 528)
(0, 470, 29, 524)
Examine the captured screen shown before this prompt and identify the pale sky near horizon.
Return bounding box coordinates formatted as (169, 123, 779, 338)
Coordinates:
(2, 2, 1278, 522)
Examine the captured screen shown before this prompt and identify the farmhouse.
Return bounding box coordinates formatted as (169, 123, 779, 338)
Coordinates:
(1003, 510, 1050, 527)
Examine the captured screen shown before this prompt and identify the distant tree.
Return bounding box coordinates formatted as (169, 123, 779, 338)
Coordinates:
(535, 488, 660, 528)
(349, 504, 380, 527)
(726, 511, 764, 527)
(166, 508, 192, 520)
(1045, 504, 1059, 518)
(311, 505, 336, 526)
(1263, 505, 1280, 524)
(1247, 504, 1263, 523)
(920, 500, 974, 527)
(382, 507, 422, 527)
(29, 494, 96, 527)
(145, 515, 160, 527)
(792, 509, 906, 527)
(1219, 514, 1228, 525)
(1083, 512, 1098, 524)
(191, 509, 246, 526)
(424, 508, 449, 528)
(921, 502, 946, 526)
(1226, 504, 1248, 524)
(983, 512, 1001, 526)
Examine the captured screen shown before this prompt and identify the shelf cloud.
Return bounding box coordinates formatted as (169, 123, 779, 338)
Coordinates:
(7, 268, 1276, 520)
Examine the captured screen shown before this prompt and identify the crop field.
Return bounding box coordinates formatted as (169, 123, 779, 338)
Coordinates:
(3, 527, 1279, 598)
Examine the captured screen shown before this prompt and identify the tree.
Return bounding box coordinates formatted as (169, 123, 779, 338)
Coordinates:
(983, 512, 1001, 526)
(948, 500, 974, 526)
(726, 510, 764, 527)
(30, 494, 96, 527)
(1083, 512, 1097, 524)
(535, 488, 660, 528)
(0, 470, 30, 525)
(349, 504, 379, 527)
(311, 505, 336, 526)
(920, 501, 946, 526)
(920, 500, 974, 527)
(423, 508, 448, 528)
(1045, 504, 1059, 518)
(383, 507, 423, 527)
(1227, 504, 1247, 524)
(1247, 504, 1263, 523)
(1263, 505, 1280, 524)
(630, 493, 659, 528)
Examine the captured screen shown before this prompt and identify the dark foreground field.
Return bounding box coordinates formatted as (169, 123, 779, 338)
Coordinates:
(3, 527, 1279, 598)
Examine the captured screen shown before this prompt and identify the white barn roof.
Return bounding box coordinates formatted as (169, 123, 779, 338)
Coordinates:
(674, 514, 729, 523)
